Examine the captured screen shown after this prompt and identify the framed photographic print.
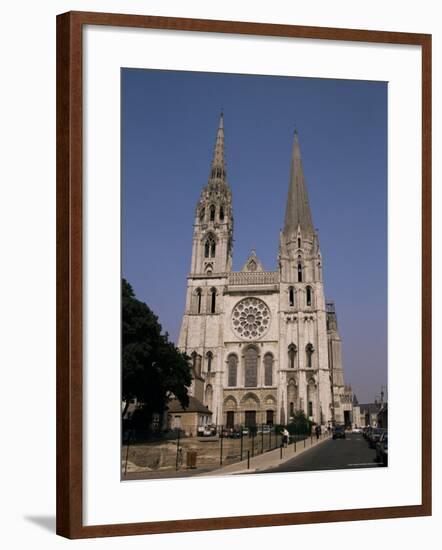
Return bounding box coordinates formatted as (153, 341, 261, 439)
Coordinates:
(56, 11, 432, 538)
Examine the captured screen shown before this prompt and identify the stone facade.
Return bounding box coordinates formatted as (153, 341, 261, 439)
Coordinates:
(178, 114, 350, 429)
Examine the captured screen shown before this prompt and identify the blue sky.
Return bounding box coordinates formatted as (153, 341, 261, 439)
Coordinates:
(122, 68, 387, 403)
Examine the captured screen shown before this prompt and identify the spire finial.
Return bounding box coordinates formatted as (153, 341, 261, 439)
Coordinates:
(209, 112, 226, 183)
(283, 131, 314, 238)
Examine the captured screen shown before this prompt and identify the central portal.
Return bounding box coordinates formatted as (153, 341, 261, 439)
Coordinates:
(245, 410, 257, 428)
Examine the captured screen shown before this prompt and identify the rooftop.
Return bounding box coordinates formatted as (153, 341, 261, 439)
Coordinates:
(167, 395, 212, 415)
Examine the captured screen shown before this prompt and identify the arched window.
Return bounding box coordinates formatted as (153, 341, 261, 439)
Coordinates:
(289, 286, 295, 307)
(297, 263, 302, 282)
(264, 353, 273, 386)
(288, 344, 297, 369)
(210, 288, 216, 314)
(196, 288, 202, 314)
(306, 343, 314, 368)
(204, 235, 216, 258)
(220, 206, 225, 221)
(298, 237, 301, 248)
(199, 208, 205, 222)
(306, 286, 312, 307)
(206, 351, 213, 373)
(289, 402, 295, 417)
(205, 384, 213, 410)
(244, 347, 258, 387)
(210, 205, 216, 221)
(195, 354, 202, 377)
(227, 355, 238, 387)
(191, 351, 202, 377)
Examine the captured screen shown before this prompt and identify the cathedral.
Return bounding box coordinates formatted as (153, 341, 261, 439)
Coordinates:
(178, 114, 351, 429)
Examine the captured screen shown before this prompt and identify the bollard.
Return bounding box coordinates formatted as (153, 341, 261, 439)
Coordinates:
(220, 426, 223, 466)
(304, 436, 306, 448)
(240, 429, 243, 461)
(280, 444, 283, 460)
(124, 442, 130, 476)
(294, 438, 296, 453)
(252, 430, 255, 457)
(247, 450, 250, 469)
(124, 428, 133, 476)
(175, 428, 181, 471)
(261, 424, 264, 454)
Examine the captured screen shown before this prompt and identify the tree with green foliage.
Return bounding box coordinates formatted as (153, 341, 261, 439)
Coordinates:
(122, 279, 192, 427)
(287, 410, 313, 435)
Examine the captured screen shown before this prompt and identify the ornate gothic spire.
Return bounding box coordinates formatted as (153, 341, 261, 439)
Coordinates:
(283, 131, 315, 238)
(192, 113, 233, 275)
(208, 112, 226, 183)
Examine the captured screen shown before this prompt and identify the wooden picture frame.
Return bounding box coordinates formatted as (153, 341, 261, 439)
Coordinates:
(56, 11, 432, 538)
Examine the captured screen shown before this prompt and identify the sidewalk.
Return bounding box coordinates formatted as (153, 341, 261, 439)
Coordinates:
(198, 433, 332, 476)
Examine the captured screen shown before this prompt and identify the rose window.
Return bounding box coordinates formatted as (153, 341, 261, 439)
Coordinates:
(231, 297, 271, 340)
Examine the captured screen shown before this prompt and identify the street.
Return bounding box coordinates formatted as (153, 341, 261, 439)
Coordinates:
(259, 432, 384, 474)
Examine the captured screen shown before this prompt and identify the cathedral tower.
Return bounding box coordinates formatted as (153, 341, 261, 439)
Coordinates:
(278, 131, 331, 425)
(189, 113, 233, 276)
(279, 131, 322, 284)
(178, 114, 233, 418)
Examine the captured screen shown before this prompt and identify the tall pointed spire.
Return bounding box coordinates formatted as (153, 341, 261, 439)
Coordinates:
(283, 131, 315, 238)
(192, 112, 233, 275)
(209, 112, 226, 182)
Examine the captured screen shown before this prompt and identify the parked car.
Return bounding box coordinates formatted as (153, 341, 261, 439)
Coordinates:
(197, 425, 217, 437)
(368, 428, 386, 448)
(375, 432, 388, 465)
(332, 425, 346, 439)
(352, 427, 363, 434)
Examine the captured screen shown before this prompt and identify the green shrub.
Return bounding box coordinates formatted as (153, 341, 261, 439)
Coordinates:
(287, 410, 313, 435)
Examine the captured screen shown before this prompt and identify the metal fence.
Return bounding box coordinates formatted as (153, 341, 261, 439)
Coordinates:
(122, 424, 320, 477)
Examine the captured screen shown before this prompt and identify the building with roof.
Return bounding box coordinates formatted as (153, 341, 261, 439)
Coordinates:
(358, 402, 383, 427)
(167, 396, 212, 437)
(377, 403, 388, 429)
(178, 114, 351, 429)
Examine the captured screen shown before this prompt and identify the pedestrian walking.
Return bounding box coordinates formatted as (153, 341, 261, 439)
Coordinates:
(315, 424, 321, 440)
(282, 427, 289, 448)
